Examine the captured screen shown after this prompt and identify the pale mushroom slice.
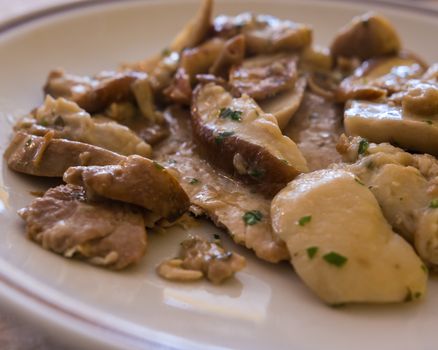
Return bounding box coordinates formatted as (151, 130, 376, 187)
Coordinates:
(259, 77, 306, 130)
(330, 12, 401, 61)
(344, 98, 438, 157)
(213, 13, 312, 55)
(16, 96, 152, 157)
(191, 83, 308, 194)
(229, 53, 298, 100)
(337, 54, 427, 102)
(271, 168, 427, 305)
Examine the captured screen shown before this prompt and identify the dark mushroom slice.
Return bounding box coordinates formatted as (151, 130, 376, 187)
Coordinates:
(4, 132, 124, 177)
(229, 53, 298, 100)
(213, 13, 312, 55)
(330, 12, 401, 61)
(18, 184, 147, 270)
(63, 155, 190, 221)
(44, 69, 148, 114)
(153, 106, 290, 263)
(191, 83, 308, 194)
(16, 96, 151, 157)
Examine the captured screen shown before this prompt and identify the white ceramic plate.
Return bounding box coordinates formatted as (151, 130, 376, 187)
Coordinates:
(0, 1, 437, 349)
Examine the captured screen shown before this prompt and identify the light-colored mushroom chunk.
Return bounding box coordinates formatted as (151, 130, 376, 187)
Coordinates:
(259, 77, 306, 130)
(191, 83, 308, 194)
(330, 12, 401, 60)
(271, 168, 427, 304)
(344, 100, 438, 156)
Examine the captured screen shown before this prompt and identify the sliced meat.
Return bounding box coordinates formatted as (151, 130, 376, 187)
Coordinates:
(229, 53, 297, 100)
(191, 83, 308, 195)
(44, 69, 147, 114)
(16, 96, 151, 157)
(4, 132, 124, 177)
(153, 106, 289, 263)
(18, 184, 147, 269)
(157, 235, 246, 284)
(63, 155, 190, 221)
(283, 92, 344, 171)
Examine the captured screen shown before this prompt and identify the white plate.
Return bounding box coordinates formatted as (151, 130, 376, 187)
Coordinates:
(0, 1, 437, 349)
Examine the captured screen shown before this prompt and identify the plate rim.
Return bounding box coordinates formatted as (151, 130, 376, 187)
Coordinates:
(0, 0, 437, 349)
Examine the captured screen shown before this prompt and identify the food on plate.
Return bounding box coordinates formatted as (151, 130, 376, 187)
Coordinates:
(271, 169, 427, 304)
(64, 155, 190, 221)
(18, 185, 147, 269)
(6, 0, 438, 305)
(157, 235, 246, 284)
(191, 82, 308, 194)
(4, 131, 124, 177)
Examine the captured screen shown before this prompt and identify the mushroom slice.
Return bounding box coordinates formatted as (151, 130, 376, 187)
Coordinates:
(330, 12, 401, 61)
(337, 54, 426, 102)
(259, 77, 306, 130)
(4, 132, 124, 177)
(229, 54, 298, 100)
(209, 34, 246, 78)
(18, 96, 152, 157)
(44, 69, 147, 114)
(423, 62, 438, 81)
(271, 168, 427, 304)
(63, 155, 190, 221)
(344, 99, 438, 156)
(191, 83, 308, 194)
(213, 13, 312, 55)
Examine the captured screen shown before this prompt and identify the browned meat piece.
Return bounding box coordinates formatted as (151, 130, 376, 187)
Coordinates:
(44, 69, 147, 113)
(157, 235, 246, 284)
(18, 184, 147, 269)
(284, 92, 344, 171)
(63, 155, 190, 221)
(229, 54, 297, 100)
(191, 83, 308, 195)
(153, 106, 289, 263)
(4, 132, 124, 177)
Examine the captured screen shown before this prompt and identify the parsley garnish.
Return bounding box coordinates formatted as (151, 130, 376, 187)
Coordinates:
(219, 108, 242, 122)
(215, 131, 234, 144)
(243, 210, 263, 225)
(421, 264, 428, 274)
(425, 120, 433, 125)
(430, 199, 438, 208)
(298, 215, 312, 226)
(323, 252, 347, 267)
(248, 168, 265, 179)
(358, 139, 369, 155)
(189, 178, 199, 185)
(213, 234, 221, 240)
(161, 48, 171, 56)
(306, 247, 318, 259)
(354, 177, 364, 186)
(24, 139, 32, 147)
(153, 161, 165, 170)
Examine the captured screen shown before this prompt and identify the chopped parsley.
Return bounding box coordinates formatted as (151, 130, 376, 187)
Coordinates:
(215, 131, 234, 144)
(358, 139, 369, 155)
(306, 246, 318, 259)
(39, 119, 48, 127)
(248, 168, 265, 179)
(430, 199, 438, 208)
(298, 215, 312, 226)
(189, 178, 200, 185)
(414, 292, 422, 299)
(219, 107, 242, 122)
(213, 233, 221, 240)
(24, 139, 32, 147)
(161, 48, 171, 56)
(421, 264, 428, 274)
(354, 177, 364, 186)
(153, 161, 165, 170)
(323, 252, 347, 267)
(243, 210, 263, 225)
(425, 120, 433, 125)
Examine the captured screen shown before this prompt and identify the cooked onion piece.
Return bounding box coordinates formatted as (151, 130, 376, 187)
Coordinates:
(271, 168, 427, 304)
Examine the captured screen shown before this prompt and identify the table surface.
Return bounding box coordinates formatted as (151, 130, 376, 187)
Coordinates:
(0, 0, 437, 349)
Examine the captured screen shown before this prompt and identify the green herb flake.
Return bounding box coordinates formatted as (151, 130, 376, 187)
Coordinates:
(153, 161, 165, 170)
(354, 177, 364, 186)
(414, 292, 422, 299)
(425, 120, 433, 125)
(421, 264, 428, 274)
(215, 131, 235, 144)
(39, 119, 48, 127)
(298, 215, 312, 226)
(219, 107, 242, 122)
(323, 252, 348, 267)
(306, 246, 318, 259)
(189, 178, 200, 185)
(358, 139, 369, 155)
(24, 139, 32, 147)
(161, 48, 171, 56)
(213, 233, 221, 240)
(243, 210, 263, 225)
(248, 168, 265, 179)
(430, 199, 438, 208)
